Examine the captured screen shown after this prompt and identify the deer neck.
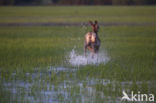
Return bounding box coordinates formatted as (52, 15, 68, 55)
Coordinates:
(93, 31, 98, 37)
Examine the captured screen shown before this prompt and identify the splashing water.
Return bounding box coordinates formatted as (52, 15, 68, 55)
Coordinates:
(68, 49, 110, 66)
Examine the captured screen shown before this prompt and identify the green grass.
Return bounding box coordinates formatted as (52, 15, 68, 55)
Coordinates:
(0, 26, 156, 103)
(0, 6, 156, 23)
(0, 26, 155, 80)
(0, 6, 156, 103)
(0, 26, 85, 71)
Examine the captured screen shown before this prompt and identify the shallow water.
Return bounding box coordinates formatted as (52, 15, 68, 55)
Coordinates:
(2, 66, 154, 103)
(1, 66, 116, 103)
(1, 50, 155, 103)
(2, 73, 118, 103)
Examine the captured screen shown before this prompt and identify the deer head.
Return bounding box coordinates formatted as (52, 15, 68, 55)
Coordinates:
(89, 20, 99, 34)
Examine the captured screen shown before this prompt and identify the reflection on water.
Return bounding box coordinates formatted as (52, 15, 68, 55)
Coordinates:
(1, 66, 154, 103)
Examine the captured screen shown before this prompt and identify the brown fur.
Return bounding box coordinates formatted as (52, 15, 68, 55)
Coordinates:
(84, 20, 101, 56)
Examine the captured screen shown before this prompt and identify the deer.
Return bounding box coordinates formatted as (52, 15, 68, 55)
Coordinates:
(84, 20, 101, 58)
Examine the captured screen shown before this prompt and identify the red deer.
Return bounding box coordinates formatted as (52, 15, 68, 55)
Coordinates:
(84, 20, 101, 57)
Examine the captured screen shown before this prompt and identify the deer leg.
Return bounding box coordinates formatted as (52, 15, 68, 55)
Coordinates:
(92, 47, 96, 59)
(92, 53, 94, 58)
(84, 44, 87, 57)
(87, 47, 94, 53)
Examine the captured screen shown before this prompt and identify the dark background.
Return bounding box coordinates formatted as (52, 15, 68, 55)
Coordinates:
(1, 0, 156, 5)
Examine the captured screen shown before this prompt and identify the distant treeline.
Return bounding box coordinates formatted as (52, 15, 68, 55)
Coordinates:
(1, 0, 156, 5)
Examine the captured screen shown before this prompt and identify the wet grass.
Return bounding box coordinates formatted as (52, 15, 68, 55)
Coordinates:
(0, 25, 156, 102)
(78, 26, 156, 81)
(0, 26, 82, 71)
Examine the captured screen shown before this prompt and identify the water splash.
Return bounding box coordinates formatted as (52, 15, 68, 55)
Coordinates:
(68, 49, 110, 66)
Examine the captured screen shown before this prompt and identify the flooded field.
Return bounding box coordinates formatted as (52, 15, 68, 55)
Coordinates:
(0, 25, 156, 103)
(2, 66, 155, 103)
(1, 49, 113, 103)
(0, 6, 156, 103)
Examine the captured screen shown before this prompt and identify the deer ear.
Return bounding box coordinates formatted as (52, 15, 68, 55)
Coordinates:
(94, 20, 98, 24)
(89, 21, 93, 25)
